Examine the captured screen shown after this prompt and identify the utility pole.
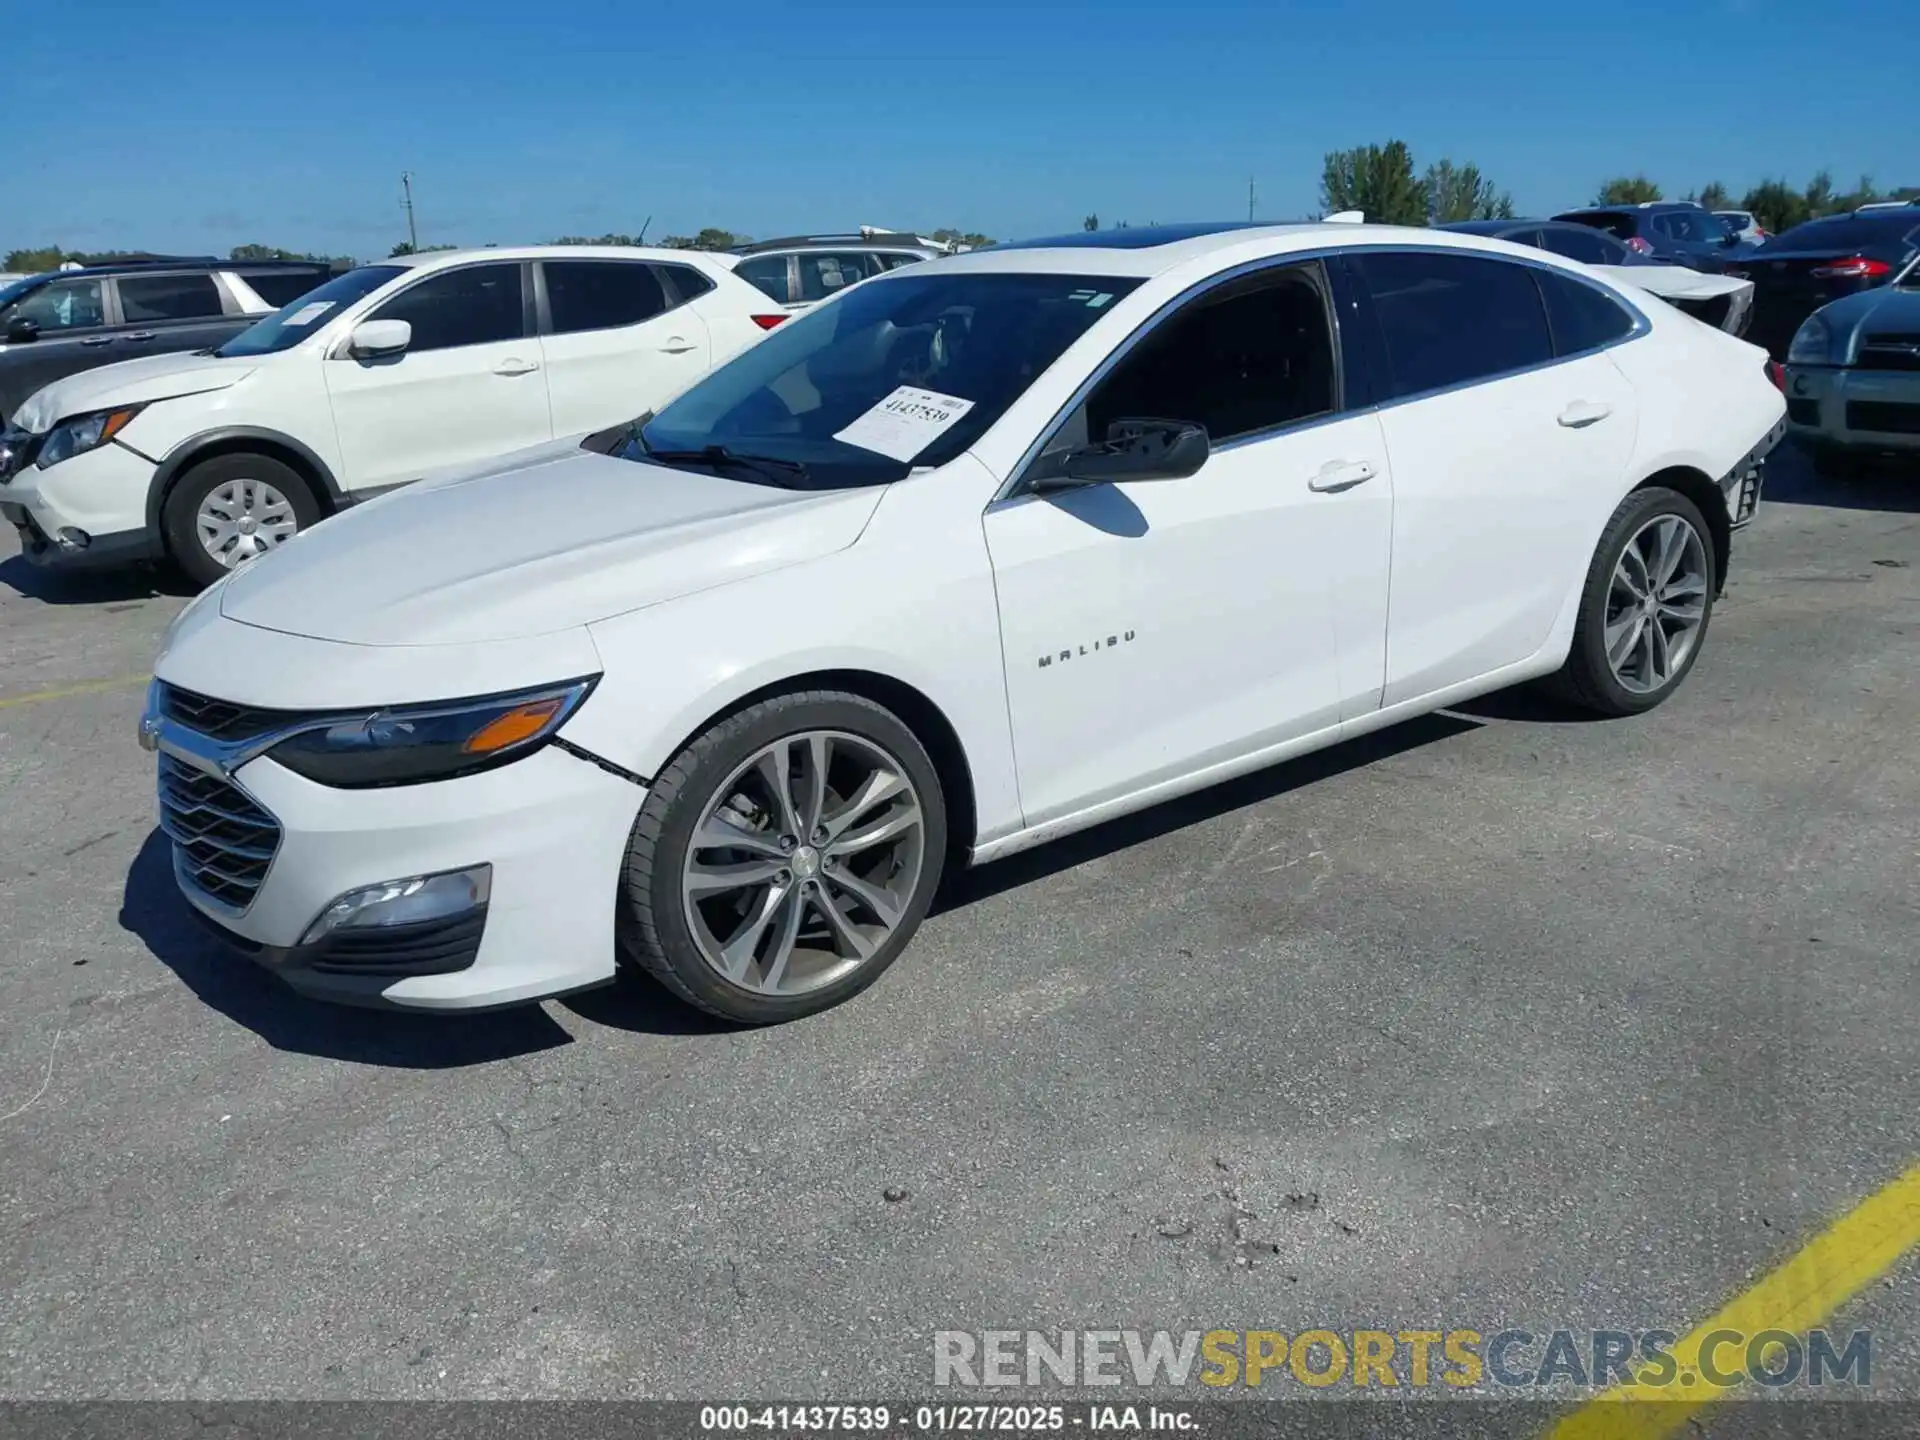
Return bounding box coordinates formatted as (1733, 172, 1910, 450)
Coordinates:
(1247, 176, 1256, 222)
(401, 171, 419, 252)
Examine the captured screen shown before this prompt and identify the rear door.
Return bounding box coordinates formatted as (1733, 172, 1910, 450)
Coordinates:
(112, 271, 248, 358)
(0, 276, 116, 415)
(1350, 249, 1637, 705)
(323, 261, 551, 493)
(535, 257, 713, 435)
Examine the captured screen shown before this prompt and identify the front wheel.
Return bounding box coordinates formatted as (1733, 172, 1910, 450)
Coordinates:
(1552, 486, 1715, 717)
(617, 690, 948, 1024)
(161, 451, 320, 589)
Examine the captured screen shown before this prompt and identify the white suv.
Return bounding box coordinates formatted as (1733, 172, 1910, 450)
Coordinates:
(0, 246, 785, 586)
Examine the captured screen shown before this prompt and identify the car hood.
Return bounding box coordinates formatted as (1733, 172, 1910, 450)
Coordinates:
(13, 350, 256, 433)
(1804, 285, 1920, 337)
(217, 448, 886, 645)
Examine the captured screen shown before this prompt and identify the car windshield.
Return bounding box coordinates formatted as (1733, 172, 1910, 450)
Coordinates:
(214, 265, 406, 357)
(634, 270, 1141, 489)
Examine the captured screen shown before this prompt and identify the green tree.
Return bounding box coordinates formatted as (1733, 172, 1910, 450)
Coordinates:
(1321, 140, 1427, 226)
(1082, 214, 1099, 232)
(1595, 175, 1662, 205)
(551, 233, 642, 246)
(1829, 174, 1880, 214)
(662, 228, 747, 251)
(1424, 159, 1514, 222)
(5, 245, 70, 272)
(388, 241, 459, 257)
(1802, 169, 1836, 218)
(1740, 179, 1809, 236)
(1696, 181, 1732, 211)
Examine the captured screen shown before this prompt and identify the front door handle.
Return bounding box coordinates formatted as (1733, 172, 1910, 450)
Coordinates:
(658, 336, 698, 354)
(78, 336, 114, 347)
(122, 331, 157, 342)
(493, 358, 540, 377)
(1307, 459, 1376, 493)
(1558, 400, 1613, 428)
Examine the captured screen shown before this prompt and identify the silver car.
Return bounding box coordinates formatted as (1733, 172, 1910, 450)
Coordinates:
(1782, 252, 1920, 475)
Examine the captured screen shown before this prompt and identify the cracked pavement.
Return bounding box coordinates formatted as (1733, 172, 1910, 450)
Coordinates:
(1, 446, 1917, 1407)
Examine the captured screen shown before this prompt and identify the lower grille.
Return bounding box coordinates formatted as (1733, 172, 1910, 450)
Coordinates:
(1845, 401, 1920, 436)
(307, 910, 487, 976)
(1857, 337, 1920, 372)
(158, 752, 282, 910)
(1786, 398, 1820, 426)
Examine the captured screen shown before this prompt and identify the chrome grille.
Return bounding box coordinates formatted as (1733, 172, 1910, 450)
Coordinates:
(157, 752, 281, 910)
(157, 682, 299, 742)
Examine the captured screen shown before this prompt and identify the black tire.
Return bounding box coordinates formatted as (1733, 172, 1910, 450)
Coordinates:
(161, 451, 322, 590)
(1550, 486, 1715, 718)
(617, 689, 948, 1025)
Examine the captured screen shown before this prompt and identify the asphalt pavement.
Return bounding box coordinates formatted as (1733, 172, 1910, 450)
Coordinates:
(1, 446, 1916, 1426)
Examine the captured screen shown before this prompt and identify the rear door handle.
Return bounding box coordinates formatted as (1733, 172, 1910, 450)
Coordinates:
(492, 359, 540, 376)
(1558, 400, 1613, 428)
(1307, 459, 1376, 493)
(122, 331, 157, 342)
(78, 336, 114, 347)
(659, 336, 698, 354)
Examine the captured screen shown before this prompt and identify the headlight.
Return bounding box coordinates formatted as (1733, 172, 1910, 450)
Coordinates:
(267, 678, 596, 788)
(1787, 316, 1831, 365)
(36, 405, 145, 469)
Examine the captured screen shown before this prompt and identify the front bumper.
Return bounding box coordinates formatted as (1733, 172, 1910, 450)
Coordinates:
(150, 717, 646, 1010)
(0, 433, 162, 568)
(1783, 366, 1920, 456)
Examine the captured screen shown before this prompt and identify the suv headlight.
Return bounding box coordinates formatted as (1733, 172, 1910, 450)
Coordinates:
(1786, 316, 1831, 365)
(37, 405, 145, 469)
(267, 678, 596, 788)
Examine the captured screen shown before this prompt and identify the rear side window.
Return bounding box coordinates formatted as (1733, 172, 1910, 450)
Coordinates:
(1535, 270, 1637, 356)
(657, 264, 715, 303)
(881, 253, 927, 271)
(241, 268, 328, 307)
(797, 252, 878, 303)
(1355, 251, 1554, 397)
(735, 255, 791, 303)
(543, 260, 668, 334)
(1561, 211, 1637, 242)
(118, 273, 224, 322)
(369, 263, 524, 352)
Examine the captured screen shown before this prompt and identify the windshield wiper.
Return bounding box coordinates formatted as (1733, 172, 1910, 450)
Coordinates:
(639, 443, 810, 487)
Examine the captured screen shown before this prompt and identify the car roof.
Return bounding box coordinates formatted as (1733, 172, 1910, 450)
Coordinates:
(732, 234, 941, 255)
(52, 255, 329, 277)
(385, 244, 740, 271)
(883, 220, 1567, 281)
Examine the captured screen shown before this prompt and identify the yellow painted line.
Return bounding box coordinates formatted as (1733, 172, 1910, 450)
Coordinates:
(1552, 1160, 1920, 1440)
(0, 673, 148, 710)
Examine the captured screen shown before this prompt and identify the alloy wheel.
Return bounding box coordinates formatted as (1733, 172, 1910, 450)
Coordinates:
(1605, 513, 1709, 695)
(680, 730, 927, 996)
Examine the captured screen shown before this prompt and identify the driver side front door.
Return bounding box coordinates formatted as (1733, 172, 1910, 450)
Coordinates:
(982, 259, 1393, 828)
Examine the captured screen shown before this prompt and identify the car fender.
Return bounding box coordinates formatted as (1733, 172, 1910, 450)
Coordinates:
(143, 425, 349, 533)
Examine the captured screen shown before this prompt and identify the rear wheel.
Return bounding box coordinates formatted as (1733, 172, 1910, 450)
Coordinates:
(618, 690, 947, 1024)
(161, 451, 320, 589)
(1552, 486, 1714, 717)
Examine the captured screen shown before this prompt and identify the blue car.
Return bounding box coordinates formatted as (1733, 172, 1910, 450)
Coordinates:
(1551, 202, 1754, 272)
(1779, 251, 1920, 475)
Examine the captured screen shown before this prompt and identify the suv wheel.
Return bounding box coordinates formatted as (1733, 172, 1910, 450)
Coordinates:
(161, 452, 320, 589)
(618, 690, 948, 1024)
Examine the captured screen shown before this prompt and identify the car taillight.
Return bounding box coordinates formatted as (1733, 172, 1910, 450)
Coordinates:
(1626, 236, 1654, 254)
(1808, 255, 1892, 280)
(1766, 360, 1785, 391)
(751, 314, 789, 330)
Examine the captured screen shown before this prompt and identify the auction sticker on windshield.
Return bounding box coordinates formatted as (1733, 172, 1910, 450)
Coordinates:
(284, 301, 334, 327)
(834, 386, 976, 463)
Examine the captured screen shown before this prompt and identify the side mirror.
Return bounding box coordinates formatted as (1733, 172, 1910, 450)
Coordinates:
(348, 319, 411, 359)
(1045, 418, 1210, 489)
(5, 316, 39, 344)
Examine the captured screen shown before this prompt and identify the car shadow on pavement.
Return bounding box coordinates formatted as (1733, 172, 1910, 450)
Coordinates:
(119, 830, 575, 1066)
(1764, 444, 1920, 514)
(940, 710, 1481, 911)
(0, 556, 190, 604)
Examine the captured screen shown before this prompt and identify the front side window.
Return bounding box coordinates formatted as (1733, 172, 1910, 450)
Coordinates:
(1355, 251, 1554, 397)
(370, 263, 525, 352)
(638, 270, 1141, 489)
(118, 273, 224, 322)
(217, 265, 406, 357)
(1080, 264, 1336, 445)
(1535, 270, 1637, 356)
(543, 260, 668, 334)
(735, 255, 791, 303)
(5, 278, 106, 332)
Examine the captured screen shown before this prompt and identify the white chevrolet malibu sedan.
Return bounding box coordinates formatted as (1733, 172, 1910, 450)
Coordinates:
(141, 222, 1786, 1023)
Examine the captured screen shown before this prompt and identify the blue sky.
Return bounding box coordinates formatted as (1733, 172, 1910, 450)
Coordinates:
(8, 0, 1916, 259)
